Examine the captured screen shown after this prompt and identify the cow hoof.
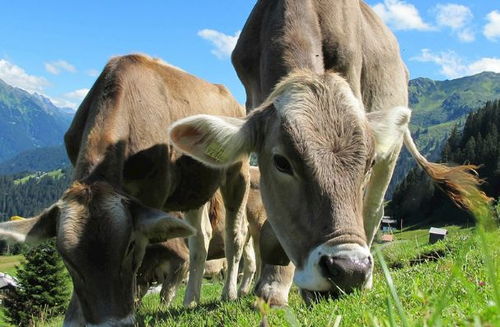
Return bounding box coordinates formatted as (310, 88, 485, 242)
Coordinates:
(221, 291, 238, 301)
(254, 285, 288, 307)
(183, 299, 198, 308)
(238, 288, 251, 297)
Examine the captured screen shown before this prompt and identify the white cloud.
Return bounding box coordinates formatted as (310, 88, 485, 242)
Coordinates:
(434, 4, 474, 42)
(372, 0, 433, 31)
(435, 4, 472, 30)
(457, 28, 475, 42)
(86, 69, 99, 77)
(468, 58, 500, 75)
(63, 88, 89, 100)
(51, 88, 90, 109)
(198, 29, 240, 59)
(44, 60, 76, 75)
(484, 10, 500, 41)
(49, 97, 77, 109)
(0, 59, 49, 93)
(412, 49, 500, 78)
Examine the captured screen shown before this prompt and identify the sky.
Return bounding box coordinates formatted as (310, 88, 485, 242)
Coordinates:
(0, 0, 499, 109)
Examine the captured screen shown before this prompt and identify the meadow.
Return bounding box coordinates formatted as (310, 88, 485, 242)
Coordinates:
(1, 224, 498, 326)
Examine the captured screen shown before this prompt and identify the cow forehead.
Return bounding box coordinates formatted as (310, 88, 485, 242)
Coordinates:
(58, 185, 132, 255)
(269, 74, 373, 170)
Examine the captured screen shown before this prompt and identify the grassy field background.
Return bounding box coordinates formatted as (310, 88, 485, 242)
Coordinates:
(1, 225, 499, 326)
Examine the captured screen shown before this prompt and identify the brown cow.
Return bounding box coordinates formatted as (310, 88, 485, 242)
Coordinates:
(0, 54, 250, 325)
(169, 0, 487, 306)
(137, 167, 267, 304)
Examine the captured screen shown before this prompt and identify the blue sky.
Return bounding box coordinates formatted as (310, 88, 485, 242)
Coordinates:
(0, 0, 498, 109)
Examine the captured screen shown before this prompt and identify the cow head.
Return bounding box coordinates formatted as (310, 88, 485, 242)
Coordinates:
(169, 70, 410, 297)
(0, 181, 194, 326)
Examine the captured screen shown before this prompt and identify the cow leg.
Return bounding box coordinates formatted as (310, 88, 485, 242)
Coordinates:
(183, 203, 212, 307)
(364, 145, 402, 246)
(254, 263, 295, 307)
(252, 233, 262, 282)
(238, 235, 257, 296)
(363, 146, 402, 288)
(161, 259, 189, 306)
(220, 161, 250, 301)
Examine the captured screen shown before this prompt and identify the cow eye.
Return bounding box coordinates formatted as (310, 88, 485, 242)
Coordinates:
(273, 155, 293, 175)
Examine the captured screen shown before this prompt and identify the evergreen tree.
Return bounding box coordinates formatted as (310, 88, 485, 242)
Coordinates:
(389, 99, 500, 226)
(3, 240, 70, 326)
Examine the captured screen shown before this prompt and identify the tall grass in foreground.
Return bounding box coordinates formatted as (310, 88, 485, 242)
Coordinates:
(372, 197, 499, 327)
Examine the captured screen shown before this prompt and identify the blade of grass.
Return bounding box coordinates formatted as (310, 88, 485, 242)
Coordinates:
(386, 297, 397, 327)
(375, 248, 409, 327)
(471, 199, 500, 309)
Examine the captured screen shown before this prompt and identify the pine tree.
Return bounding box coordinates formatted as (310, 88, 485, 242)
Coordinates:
(3, 240, 70, 326)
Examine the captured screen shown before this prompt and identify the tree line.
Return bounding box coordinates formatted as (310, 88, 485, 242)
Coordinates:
(389, 99, 500, 226)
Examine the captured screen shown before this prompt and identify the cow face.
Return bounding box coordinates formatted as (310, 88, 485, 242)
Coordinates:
(169, 71, 410, 297)
(0, 181, 194, 326)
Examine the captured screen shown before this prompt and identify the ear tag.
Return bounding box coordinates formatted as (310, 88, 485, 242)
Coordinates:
(205, 141, 227, 162)
(10, 216, 26, 221)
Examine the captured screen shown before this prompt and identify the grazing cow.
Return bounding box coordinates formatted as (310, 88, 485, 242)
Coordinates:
(169, 0, 487, 306)
(137, 167, 267, 304)
(0, 54, 250, 325)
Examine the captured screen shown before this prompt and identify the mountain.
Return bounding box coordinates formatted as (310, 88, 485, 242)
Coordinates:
(0, 145, 70, 175)
(389, 99, 500, 226)
(0, 79, 74, 162)
(389, 72, 500, 197)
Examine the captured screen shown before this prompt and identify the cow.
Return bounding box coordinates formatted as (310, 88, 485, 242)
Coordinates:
(0, 54, 250, 325)
(136, 167, 267, 304)
(168, 0, 488, 306)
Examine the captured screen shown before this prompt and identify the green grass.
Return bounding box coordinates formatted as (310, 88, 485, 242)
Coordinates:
(13, 169, 64, 185)
(0, 255, 22, 276)
(131, 226, 499, 326)
(1, 225, 498, 326)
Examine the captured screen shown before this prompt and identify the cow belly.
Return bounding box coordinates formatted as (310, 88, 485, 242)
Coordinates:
(164, 155, 224, 212)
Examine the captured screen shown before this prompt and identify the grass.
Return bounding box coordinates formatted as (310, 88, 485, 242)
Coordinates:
(0, 255, 22, 276)
(1, 225, 498, 326)
(132, 226, 499, 326)
(13, 169, 64, 185)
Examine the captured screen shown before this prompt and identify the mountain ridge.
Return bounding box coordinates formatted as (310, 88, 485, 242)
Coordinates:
(0, 78, 74, 162)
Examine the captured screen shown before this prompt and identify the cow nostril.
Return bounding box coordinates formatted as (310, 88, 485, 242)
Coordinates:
(319, 254, 371, 293)
(319, 255, 341, 278)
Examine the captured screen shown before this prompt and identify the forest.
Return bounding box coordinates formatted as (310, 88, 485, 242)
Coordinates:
(389, 99, 500, 226)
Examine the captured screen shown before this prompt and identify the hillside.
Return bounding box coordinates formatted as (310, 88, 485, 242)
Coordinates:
(0, 79, 73, 162)
(389, 99, 500, 226)
(0, 145, 70, 175)
(389, 72, 500, 196)
(0, 169, 71, 222)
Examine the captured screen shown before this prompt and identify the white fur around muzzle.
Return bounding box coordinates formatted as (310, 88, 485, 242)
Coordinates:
(293, 243, 372, 291)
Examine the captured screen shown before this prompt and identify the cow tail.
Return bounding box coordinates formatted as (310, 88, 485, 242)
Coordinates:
(403, 129, 491, 212)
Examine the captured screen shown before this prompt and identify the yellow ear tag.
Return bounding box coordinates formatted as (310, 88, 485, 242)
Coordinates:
(10, 216, 26, 221)
(205, 141, 227, 162)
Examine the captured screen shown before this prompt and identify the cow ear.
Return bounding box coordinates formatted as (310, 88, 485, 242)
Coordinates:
(169, 114, 252, 168)
(260, 221, 290, 266)
(0, 205, 59, 243)
(130, 201, 195, 243)
(367, 106, 411, 160)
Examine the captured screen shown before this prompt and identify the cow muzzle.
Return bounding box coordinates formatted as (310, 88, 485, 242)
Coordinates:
(86, 314, 135, 327)
(294, 243, 372, 296)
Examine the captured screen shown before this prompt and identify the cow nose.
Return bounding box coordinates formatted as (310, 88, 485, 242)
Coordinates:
(319, 254, 371, 293)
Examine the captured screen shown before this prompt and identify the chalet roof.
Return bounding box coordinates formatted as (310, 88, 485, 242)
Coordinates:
(429, 227, 448, 235)
(0, 272, 18, 289)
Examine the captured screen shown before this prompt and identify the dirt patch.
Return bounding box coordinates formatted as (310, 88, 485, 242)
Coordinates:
(409, 249, 446, 266)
